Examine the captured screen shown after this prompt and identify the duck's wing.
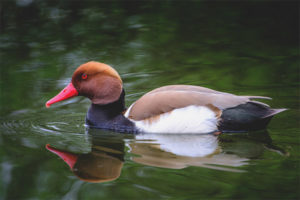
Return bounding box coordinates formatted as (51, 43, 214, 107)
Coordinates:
(147, 85, 228, 95)
(125, 85, 270, 121)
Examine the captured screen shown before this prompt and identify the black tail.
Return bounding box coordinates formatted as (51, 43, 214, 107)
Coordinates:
(218, 102, 286, 132)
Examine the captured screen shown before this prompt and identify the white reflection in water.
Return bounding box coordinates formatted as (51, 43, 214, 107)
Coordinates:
(131, 133, 248, 172)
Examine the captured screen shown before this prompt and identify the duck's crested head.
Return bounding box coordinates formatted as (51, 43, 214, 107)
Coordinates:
(72, 61, 122, 83)
(72, 61, 123, 105)
(46, 61, 123, 107)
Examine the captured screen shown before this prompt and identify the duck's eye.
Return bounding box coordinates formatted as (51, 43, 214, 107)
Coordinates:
(81, 73, 88, 80)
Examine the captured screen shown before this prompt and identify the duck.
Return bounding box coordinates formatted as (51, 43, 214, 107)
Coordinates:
(46, 61, 286, 134)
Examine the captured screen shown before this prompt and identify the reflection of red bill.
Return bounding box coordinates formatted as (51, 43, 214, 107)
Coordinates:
(46, 144, 78, 168)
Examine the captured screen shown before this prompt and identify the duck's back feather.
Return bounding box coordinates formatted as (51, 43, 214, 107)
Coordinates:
(125, 85, 270, 121)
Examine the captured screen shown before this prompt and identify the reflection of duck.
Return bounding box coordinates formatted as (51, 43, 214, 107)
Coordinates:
(131, 131, 286, 171)
(46, 61, 285, 133)
(130, 133, 248, 172)
(46, 136, 125, 183)
(46, 130, 286, 182)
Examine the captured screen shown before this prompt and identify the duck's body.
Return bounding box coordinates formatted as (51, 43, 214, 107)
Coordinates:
(46, 61, 285, 134)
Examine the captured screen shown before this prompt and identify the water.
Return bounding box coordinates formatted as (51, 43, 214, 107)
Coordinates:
(0, 1, 299, 199)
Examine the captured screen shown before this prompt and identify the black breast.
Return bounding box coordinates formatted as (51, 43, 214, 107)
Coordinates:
(85, 89, 138, 133)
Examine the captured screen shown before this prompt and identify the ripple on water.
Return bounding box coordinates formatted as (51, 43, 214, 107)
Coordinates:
(0, 110, 89, 151)
(2, 109, 86, 133)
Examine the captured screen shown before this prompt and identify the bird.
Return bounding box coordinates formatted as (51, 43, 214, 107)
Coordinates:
(46, 61, 286, 134)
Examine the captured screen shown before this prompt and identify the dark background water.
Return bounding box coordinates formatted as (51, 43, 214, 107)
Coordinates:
(0, 1, 299, 199)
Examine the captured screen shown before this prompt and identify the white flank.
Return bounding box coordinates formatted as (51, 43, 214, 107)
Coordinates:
(124, 103, 134, 118)
(127, 105, 218, 134)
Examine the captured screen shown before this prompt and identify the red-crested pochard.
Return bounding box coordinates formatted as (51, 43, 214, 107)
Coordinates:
(46, 61, 286, 134)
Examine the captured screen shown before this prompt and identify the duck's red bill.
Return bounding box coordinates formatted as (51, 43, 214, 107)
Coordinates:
(46, 82, 78, 108)
(46, 144, 78, 169)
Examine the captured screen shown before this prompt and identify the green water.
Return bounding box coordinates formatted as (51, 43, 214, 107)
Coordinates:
(0, 1, 299, 199)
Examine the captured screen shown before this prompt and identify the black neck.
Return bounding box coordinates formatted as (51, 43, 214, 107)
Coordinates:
(88, 89, 126, 119)
(86, 89, 137, 133)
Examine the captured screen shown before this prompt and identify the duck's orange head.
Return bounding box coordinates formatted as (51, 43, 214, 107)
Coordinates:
(46, 61, 123, 107)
